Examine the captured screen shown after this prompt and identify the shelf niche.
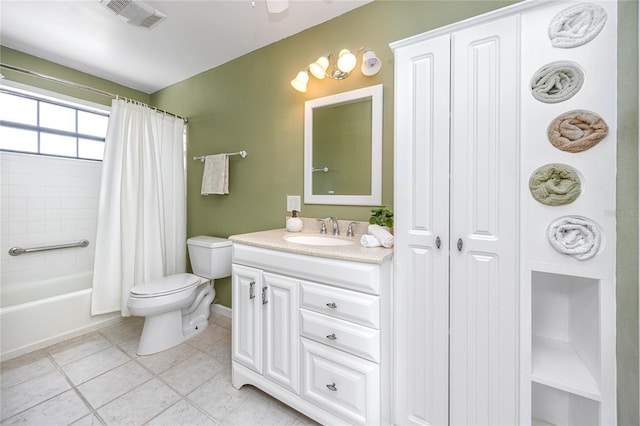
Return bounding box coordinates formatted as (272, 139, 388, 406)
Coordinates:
(531, 271, 602, 425)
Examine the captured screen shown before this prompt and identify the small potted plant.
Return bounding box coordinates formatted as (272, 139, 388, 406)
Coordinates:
(369, 206, 394, 232)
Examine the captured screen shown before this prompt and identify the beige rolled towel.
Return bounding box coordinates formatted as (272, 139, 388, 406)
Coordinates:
(547, 110, 608, 153)
(368, 225, 394, 248)
(201, 154, 229, 195)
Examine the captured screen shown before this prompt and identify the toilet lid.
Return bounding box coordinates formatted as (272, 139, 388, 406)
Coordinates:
(130, 273, 202, 298)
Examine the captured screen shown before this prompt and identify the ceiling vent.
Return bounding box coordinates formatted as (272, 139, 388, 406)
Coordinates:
(100, 0, 167, 29)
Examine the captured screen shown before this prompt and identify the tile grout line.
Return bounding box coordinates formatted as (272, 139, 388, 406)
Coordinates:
(45, 351, 108, 426)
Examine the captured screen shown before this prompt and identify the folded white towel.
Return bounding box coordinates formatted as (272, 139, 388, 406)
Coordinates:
(360, 234, 382, 248)
(368, 224, 394, 248)
(201, 154, 229, 195)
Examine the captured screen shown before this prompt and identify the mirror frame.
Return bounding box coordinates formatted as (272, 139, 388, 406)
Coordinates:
(303, 84, 383, 205)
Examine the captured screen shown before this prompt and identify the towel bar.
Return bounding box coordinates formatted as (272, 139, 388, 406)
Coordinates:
(193, 150, 247, 162)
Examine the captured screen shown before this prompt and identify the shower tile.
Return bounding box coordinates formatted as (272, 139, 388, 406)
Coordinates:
(48, 332, 112, 366)
(134, 342, 198, 375)
(0, 369, 71, 421)
(1, 389, 90, 426)
(0, 350, 56, 389)
(77, 361, 152, 409)
(147, 399, 216, 426)
(159, 352, 226, 396)
(97, 378, 180, 426)
(60, 346, 130, 386)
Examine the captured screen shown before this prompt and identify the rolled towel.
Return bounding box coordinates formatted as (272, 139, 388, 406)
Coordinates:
(548, 216, 601, 261)
(548, 3, 607, 49)
(547, 110, 608, 153)
(360, 234, 382, 248)
(368, 224, 394, 248)
(530, 61, 584, 104)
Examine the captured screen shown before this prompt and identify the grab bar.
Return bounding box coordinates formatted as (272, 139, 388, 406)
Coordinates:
(8, 239, 89, 256)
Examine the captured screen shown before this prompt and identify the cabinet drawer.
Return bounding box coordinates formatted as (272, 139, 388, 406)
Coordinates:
(301, 338, 379, 426)
(300, 280, 380, 329)
(300, 309, 380, 363)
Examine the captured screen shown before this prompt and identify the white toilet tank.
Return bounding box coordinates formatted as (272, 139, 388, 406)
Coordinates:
(187, 236, 232, 279)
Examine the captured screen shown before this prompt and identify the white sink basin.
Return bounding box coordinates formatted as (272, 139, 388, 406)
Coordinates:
(284, 235, 354, 246)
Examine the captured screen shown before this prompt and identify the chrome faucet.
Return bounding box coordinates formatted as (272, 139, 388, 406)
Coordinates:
(330, 217, 340, 236)
(347, 221, 359, 237)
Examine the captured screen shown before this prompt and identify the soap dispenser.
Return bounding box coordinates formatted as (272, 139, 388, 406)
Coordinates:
(286, 210, 303, 232)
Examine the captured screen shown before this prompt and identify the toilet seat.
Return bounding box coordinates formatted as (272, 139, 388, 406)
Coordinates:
(130, 273, 202, 298)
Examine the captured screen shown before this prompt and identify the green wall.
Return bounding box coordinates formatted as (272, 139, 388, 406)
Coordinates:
(1, 0, 637, 422)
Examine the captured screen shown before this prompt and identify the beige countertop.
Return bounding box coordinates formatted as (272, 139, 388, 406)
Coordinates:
(229, 225, 393, 264)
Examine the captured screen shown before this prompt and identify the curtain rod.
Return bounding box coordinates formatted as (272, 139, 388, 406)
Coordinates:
(0, 63, 188, 123)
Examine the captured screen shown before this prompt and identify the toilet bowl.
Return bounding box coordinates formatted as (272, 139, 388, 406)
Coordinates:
(127, 236, 232, 355)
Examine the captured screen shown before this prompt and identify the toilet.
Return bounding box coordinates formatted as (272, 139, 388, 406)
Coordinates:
(127, 236, 232, 355)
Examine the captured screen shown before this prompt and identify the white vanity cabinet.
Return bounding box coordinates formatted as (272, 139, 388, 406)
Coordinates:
(232, 264, 299, 393)
(230, 240, 393, 425)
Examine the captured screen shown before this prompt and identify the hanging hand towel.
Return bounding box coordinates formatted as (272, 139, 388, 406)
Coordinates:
(368, 224, 394, 248)
(201, 154, 229, 195)
(360, 234, 382, 248)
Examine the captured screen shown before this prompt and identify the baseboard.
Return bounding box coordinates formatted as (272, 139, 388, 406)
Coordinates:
(211, 303, 231, 318)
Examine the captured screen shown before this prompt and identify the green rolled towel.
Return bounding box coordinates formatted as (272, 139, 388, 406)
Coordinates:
(529, 163, 581, 206)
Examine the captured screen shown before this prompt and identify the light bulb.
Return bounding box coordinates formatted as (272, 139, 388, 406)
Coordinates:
(290, 70, 309, 92)
(336, 49, 356, 73)
(309, 56, 329, 79)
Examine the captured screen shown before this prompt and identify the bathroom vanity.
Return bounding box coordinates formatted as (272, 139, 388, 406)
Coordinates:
(229, 228, 393, 425)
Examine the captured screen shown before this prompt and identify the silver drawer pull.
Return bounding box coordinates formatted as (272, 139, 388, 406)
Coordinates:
(249, 281, 255, 300)
(326, 383, 337, 392)
(326, 333, 337, 341)
(326, 302, 337, 309)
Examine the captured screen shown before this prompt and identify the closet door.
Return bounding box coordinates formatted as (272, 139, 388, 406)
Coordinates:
(449, 15, 519, 425)
(393, 33, 451, 426)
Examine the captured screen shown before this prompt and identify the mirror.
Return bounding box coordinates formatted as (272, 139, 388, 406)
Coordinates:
(304, 84, 383, 205)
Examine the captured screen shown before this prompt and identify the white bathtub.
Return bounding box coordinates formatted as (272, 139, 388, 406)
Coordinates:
(0, 272, 121, 361)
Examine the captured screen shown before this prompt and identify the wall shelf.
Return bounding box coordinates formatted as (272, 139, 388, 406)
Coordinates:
(532, 335, 601, 401)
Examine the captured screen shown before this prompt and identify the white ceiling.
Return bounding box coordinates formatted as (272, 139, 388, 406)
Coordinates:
(0, 0, 372, 94)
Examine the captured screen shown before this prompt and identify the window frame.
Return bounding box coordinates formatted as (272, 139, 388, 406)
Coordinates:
(0, 81, 110, 161)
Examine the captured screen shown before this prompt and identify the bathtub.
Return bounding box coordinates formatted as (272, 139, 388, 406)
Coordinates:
(1, 272, 121, 361)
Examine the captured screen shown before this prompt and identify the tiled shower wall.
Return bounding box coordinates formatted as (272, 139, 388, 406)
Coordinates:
(0, 152, 101, 287)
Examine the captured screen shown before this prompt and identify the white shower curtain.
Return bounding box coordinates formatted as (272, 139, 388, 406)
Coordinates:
(91, 99, 187, 316)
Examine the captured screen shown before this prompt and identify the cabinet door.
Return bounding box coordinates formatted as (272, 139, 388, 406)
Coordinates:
(449, 15, 519, 426)
(232, 264, 263, 374)
(263, 272, 299, 394)
(393, 33, 451, 426)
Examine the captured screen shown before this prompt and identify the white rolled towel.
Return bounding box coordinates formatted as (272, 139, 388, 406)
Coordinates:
(368, 225, 394, 248)
(360, 234, 382, 248)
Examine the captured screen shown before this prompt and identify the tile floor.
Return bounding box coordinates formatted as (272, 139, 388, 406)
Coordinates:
(0, 313, 317, 426)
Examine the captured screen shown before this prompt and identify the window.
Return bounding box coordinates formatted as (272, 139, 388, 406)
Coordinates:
(0, 88, 109, 161)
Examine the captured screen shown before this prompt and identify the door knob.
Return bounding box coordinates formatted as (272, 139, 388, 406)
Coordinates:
(457, 238, 463, 252)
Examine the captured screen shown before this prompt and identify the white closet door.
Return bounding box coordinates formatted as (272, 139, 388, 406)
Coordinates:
(393, 33, 451, 426)
(449, 15, 519, 426)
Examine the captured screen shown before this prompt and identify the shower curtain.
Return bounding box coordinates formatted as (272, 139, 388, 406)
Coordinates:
(91, 99, 186, 316)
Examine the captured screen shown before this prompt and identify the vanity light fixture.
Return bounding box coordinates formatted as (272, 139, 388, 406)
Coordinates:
(290, 48, 382, 92)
